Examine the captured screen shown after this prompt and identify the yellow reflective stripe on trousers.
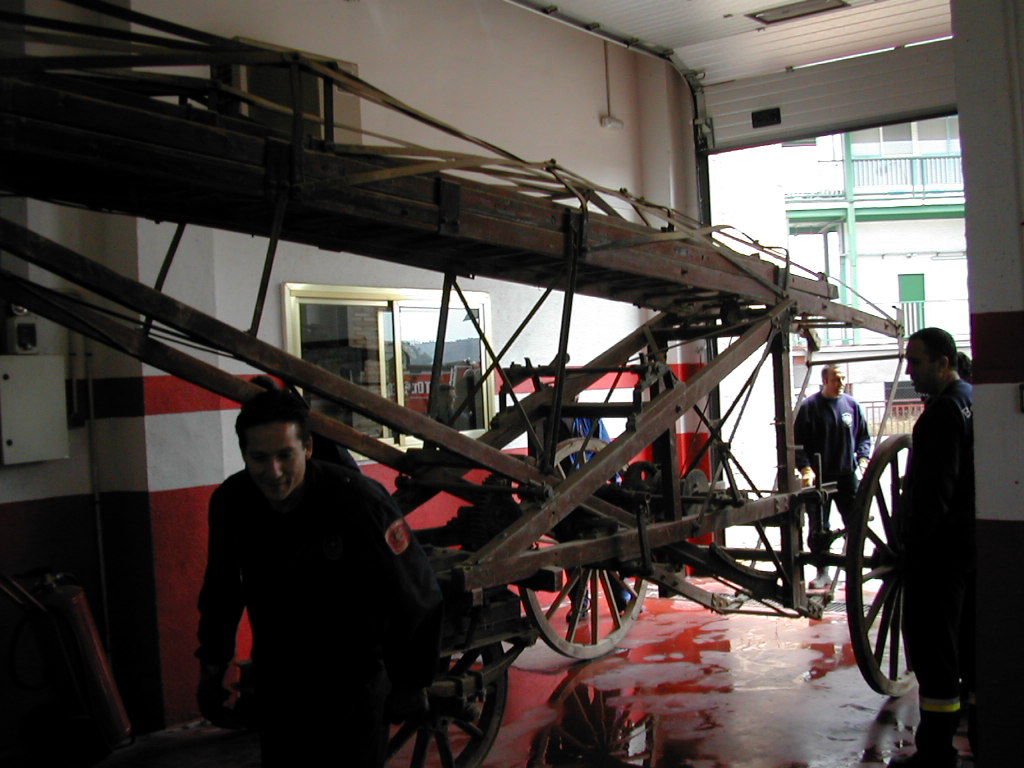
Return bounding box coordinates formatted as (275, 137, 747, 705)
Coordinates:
(920, 695, 961, 713)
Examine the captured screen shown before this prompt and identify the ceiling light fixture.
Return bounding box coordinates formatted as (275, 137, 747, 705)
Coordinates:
(747, 0, 849, 25)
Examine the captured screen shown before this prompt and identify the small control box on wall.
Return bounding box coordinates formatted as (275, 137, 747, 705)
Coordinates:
(5, 304, 42, 354)
(0, 355, 69, 464)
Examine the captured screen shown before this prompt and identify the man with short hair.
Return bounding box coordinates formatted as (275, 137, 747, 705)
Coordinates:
(196, 388, 442, 766)
(890, 327, 975, 768)
(794, 364, 872, 589)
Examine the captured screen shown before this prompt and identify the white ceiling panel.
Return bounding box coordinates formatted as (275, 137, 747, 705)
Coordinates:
(502, 0, 952, 85)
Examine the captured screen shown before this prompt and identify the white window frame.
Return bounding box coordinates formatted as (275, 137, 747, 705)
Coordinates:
(283, 283, 493, 449)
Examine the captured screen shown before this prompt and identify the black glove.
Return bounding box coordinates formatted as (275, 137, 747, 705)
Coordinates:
(197, 662, 240, 728)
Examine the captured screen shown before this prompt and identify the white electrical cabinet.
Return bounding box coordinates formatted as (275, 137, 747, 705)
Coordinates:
(0, 355, 69, 464)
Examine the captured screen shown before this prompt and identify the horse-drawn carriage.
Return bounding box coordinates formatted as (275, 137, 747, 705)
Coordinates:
(0, 4, 914, 766)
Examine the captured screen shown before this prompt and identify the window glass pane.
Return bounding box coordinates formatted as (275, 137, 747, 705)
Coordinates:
(298, 302, 390, 438)
(398, 305, 486, 430)
(917, 118, 950, 154)
(880, 123, 913, 155)
(850, 128, 880, 157)
(286, 285, 492, 444)
(947, 117, 960, 154)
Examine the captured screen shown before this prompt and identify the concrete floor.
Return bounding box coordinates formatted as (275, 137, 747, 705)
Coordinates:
(97, 589, 974, 768)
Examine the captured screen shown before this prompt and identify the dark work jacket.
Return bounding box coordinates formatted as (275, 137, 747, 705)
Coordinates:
(794, 391, 872, 478)
(904, 379, 974, 569)
(196, 460, 443, 693)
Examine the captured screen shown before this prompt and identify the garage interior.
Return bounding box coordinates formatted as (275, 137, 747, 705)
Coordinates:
(0, 1, 1020, 767)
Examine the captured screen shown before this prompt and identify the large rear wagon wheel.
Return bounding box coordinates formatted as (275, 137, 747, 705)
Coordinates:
(845, 434, 915, 697)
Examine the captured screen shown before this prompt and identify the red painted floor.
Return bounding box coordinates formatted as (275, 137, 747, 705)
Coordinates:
(97, 590, 973, 768)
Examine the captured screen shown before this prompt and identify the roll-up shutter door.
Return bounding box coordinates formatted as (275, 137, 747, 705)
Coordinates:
(701, 38, 955, 152)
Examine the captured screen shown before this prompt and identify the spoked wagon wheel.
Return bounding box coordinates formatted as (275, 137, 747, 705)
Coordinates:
(522, 562, 647, 659)
(521, 437, 647, 660)
(845, 434, 915, 697)
(387, 643, 508, 768)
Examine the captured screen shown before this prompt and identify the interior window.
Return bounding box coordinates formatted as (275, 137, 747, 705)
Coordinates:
(284, 284, 492, 446)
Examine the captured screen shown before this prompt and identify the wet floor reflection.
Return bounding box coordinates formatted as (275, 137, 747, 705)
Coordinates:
(95, 591, 934, 768)
(487, 592, 920, 768)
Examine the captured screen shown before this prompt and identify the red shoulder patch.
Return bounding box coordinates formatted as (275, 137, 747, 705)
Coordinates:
(385, 518, 411, 555)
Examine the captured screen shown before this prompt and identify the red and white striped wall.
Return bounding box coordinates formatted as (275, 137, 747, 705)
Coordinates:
(952, 1, 1024, 763)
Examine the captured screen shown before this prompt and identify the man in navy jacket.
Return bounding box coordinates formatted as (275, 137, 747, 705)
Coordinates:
(196, 388, 443, 766)
(890, 327, 975, 768)
(794, 364, 872, 588)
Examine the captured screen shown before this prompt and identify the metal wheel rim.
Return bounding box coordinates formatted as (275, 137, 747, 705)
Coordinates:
(845, 433, 915, 697)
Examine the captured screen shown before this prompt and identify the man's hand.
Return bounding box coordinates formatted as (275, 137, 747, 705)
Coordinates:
(857, 457, 869, 478)
(197, 662, 241, 728)
(800, 467, 815, 488)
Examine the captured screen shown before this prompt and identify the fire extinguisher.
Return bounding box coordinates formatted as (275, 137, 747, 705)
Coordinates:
(2, 571, 132, 762)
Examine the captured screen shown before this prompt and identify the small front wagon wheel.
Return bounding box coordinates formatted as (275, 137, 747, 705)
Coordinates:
(386, 643, 508, 768)
(520, 438, 646, 660)
(521, 565, 646, 660)
(845, 434, 915, 697)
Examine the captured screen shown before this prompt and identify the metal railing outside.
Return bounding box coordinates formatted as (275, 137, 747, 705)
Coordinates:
(898, 299, 970, 339)
(853, 155, 963, 194)
(784, 155, 963, 200)
(864, 399, 923, 437)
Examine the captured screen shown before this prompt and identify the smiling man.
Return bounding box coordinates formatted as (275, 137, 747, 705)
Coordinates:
(195, 387, 442, 766)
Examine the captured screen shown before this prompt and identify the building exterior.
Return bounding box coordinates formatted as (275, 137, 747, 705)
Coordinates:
(785, 116, 968, 433)
(711, 116, 968, 443)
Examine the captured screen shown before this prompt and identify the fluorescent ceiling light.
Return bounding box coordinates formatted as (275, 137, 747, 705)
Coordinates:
(748, 0, 849, 25)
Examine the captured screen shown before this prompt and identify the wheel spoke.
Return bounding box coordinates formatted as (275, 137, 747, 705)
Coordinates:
(450, 649, 480, 677)
(862, 563, 895, 582)
(386, 720, 419, 757)
(565, 569, 589, 641)
(452, 717, 485, 740)
(599, 570, 623, 630)
(434, 728, 456, 768)
(589, 569, 600, 644)
(617, 572, 640, 601)
(545, 568, 579, 621)
(873, 578, 901, 663)
(865, 570, 895, 626)
(889, 459, 902, 508)
(887, 586, 904, 680)
(410, 728, 430, 768)
(864, 524, 895, 561)
(873, 485, 891, 527)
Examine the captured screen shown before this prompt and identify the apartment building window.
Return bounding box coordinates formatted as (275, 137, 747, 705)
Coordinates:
(850, 116, 960, 158)
(283, 284, 492, 445)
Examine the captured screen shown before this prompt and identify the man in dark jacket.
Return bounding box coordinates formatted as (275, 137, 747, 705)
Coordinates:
(196, 388, 443, 766)
(890, 327, 975, 768)
(794, 364, 872, 588)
